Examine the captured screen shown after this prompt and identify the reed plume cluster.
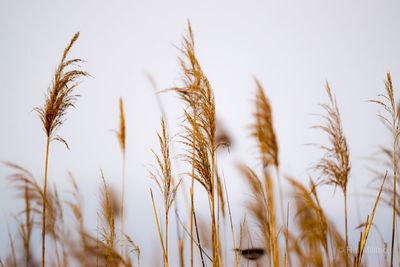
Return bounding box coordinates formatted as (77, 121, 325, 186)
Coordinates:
(172, 22, 224, 267)
(1, 23, 397, 267)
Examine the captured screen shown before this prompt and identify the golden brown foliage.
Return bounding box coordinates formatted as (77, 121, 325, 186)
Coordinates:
(1, 23, 396, 267)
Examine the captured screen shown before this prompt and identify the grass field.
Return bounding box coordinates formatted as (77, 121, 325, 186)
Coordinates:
(0, 20, 399, 267)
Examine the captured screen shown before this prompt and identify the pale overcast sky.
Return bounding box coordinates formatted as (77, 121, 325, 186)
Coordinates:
(1, 0, 400, 265)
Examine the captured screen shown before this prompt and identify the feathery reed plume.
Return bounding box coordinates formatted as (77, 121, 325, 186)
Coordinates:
(4, 162, 34, 267)
(354, 172, 387, 266)
(150, 189, 168, 267)
(252, 79, 286, 254)
(66, 174, 89, 266)
(371, 73, 400, 266)
(33, 32, 87, 267)
(238, 163, 279, 267)
(252, 79, 279, 168)
(173, 22, 222, 266)
(68, 173, 104, 266)
(288, 177, 330, 266)
(125, 234, 141, 267)
(99, 171, 127, 266)
(4, 162, 67, 267)
(116, 97, 127, 256)
(117, 97, 126, 153)
(67, 173, 134, 267)
(315, 82, 351, 262)
(149, 117, 181, 266)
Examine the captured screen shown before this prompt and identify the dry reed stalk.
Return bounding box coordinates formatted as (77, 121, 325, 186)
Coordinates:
(284, 204, 289, 267)
(354, 172, 387, 266)
(223, 176, 239, 267)
(34, 32, 87, 267)
(264, 169, 279, 267)
(376, 146, 400, 218)
(178, 238, 185, 267)
(115, 97, 127, 256)
(149, 117, 180, 266)
(52, 185, 68, 267)
(150, 189, 168, 267)
(174, 209, 211, 263)
(314, 82, 351, 265)
(23, 180, 33, 267)
(173, 22, 221, 266)
(371, 73, 399, 267)
(193, 211, 207, 266)
(189, 109, 198, 267)
(41, 137, 50, 267)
